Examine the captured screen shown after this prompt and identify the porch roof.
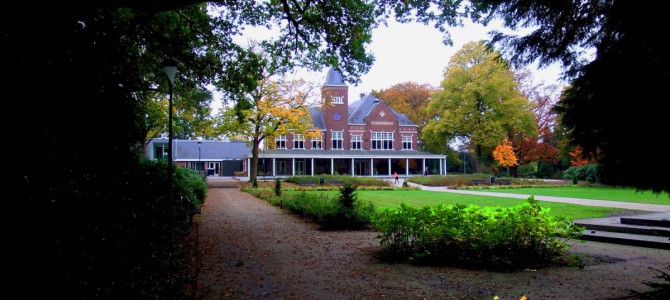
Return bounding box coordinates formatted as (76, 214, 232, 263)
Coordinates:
(252, 149, 446, 159)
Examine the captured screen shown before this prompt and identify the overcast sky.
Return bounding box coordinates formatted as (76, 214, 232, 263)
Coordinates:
(215, 18, 568, 110)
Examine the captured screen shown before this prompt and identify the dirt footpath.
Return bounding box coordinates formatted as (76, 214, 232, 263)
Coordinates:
(196, 185, 670, 299)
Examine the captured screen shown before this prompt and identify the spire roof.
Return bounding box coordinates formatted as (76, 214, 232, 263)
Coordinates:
(324, 68, 345, 86)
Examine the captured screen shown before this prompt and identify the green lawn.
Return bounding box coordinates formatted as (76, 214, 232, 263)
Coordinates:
(285, 189, 632, 220)
(469, 186, 670, 204)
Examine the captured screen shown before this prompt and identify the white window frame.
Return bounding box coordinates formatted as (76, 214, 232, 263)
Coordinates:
(293, 133, 304, 149)
(311, 134, 323, 149)
(331, 130, 343, 149)
(351, 134, 362, 150)
(402, 135, 412, 150)
(276, 135, 286, 149)
(332, 96, 344, 104)
(383, 132, 393, 150)
(371, 131, 394, 150)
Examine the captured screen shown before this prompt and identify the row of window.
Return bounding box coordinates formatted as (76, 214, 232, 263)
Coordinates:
(276, 132, 412, 150)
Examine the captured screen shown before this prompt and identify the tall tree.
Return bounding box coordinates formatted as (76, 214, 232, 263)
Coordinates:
(372, 82, 436, 142)
(142, 87, 218, 146)
(422, 41, 537, 171)
(473, 0, 668, 193)
(217, 56, 320, 187)
(511, 69, 560, 174)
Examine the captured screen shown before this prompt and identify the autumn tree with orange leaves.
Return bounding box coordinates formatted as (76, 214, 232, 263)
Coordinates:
(493, 139, 518, 176)
(569, 147, 589, 166)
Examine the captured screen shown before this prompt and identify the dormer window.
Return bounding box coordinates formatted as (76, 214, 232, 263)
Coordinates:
(332, 96, 343, 104)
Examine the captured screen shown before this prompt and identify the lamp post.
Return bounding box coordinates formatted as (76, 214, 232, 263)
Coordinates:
(198, 141, 202, 174)
(163, 60, 177, 201)
(262, 146, 265, 180)
(461, 146, 466, 175)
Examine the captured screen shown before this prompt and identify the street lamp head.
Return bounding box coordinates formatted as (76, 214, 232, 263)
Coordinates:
(163, 59, 178, 85)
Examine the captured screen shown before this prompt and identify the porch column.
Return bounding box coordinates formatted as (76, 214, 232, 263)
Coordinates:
(331, 158, 334, 175)
(272, 158, 276, 177)
(405, 158, 409, 176)
(422, 158, 426, 175)
(388, 159, 392, 176)
(440, 158, 444, 175)
(351, 158, 355, 176)
(292, 158, 295, 176)
(247, 157, 251, 177)
(370, 158, 374, 176)
(311, 158, 314, 176)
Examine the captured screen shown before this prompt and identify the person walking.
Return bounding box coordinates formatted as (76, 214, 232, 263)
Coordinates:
(393, 171, 399, 184)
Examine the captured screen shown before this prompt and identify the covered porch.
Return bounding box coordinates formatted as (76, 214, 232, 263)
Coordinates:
(249, 149, 448, 178)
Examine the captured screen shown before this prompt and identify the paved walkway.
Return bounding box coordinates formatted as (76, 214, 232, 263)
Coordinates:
(388, 179, 670, 212)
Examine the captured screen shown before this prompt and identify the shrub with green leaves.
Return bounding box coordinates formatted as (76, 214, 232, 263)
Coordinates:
(318, 183, 376, 230)
(255, 183, 376, 230)
(563, 164, 601, 183)
(285, 175, 389, 187)
(372, 196, 583, 270)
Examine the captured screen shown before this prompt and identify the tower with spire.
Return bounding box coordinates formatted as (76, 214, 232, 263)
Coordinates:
(321, 68, 349, 150)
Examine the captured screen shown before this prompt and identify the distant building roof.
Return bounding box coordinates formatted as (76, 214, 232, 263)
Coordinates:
(147, 138, 251, 161)
(174, 140, 250, 161)
(324, 68, 345, 86)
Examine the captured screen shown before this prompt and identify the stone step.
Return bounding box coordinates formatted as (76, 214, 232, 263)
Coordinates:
(573, 212, 670, 249)
(579, 230, 670, 250)
(620, 217, 670, 228)
(573, 222, 670, 237)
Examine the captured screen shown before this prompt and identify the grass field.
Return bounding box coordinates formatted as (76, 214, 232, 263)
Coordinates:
(283, 189, 633, 220)
(467, 186, 670, 204)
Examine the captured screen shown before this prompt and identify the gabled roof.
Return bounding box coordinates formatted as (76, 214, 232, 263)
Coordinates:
(309, 106, 326, 130)
(391, 110, 415, 126)
(324, 68, 345, 86)
(347, 94, 416, 126)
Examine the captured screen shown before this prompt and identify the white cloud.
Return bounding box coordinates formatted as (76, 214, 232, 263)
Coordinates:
(212, 18, 567, 111)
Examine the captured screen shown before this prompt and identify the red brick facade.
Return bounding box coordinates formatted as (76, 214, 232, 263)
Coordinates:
(278, 74, 419, 151)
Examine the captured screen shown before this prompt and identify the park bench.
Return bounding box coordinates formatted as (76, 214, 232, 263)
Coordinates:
(296, 180, 345, 186)
(471, 179, 489, 186)
(496, 178, 512, 185)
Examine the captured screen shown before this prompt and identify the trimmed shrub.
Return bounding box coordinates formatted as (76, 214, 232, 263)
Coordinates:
(563, 164, 601, 183)
(248, 183, 376, 230)
(372, 196, 583, 270)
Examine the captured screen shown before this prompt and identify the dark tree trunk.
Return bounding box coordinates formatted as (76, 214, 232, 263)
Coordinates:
(250, 138, 260, 187)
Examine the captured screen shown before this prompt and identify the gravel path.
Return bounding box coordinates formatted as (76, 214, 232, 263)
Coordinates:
(196, 181, 670, 299)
